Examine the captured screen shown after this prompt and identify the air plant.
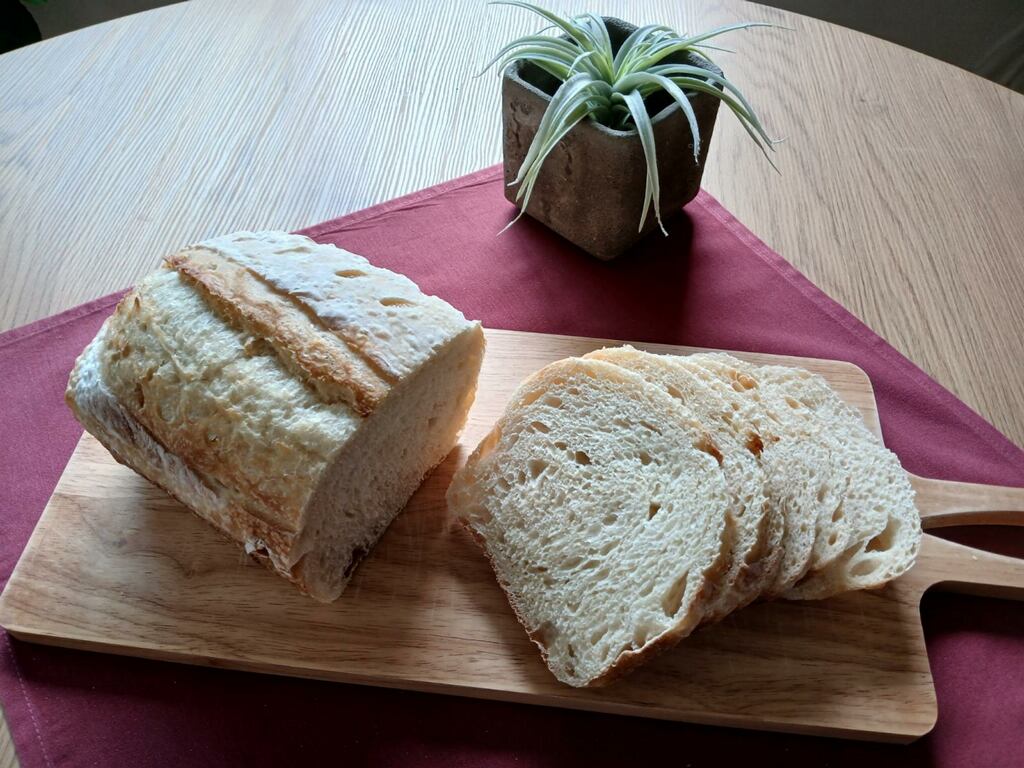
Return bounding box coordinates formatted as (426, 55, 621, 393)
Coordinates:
(485, 2, 779, 233)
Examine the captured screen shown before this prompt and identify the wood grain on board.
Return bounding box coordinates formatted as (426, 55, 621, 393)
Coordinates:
(3, 329, 1023, 744)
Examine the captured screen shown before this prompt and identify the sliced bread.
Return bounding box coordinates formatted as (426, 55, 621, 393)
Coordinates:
(688, 354, 920, 599)
(584, 346, 781, 622)
(744, 362, 920, 597)
(679, 353, 848, 596)
(447, 357, 733, 687)
(783, 449, 920, 599)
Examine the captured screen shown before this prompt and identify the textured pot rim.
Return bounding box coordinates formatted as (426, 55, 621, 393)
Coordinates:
(502, 17, 724, 139)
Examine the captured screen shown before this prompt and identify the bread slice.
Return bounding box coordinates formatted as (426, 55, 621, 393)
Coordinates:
(67, 231, 484, 602)
(688, 354, 920, 599)
(752, 366, 921, 599)
(783, 451, 920, 599)
(680, 353, 848, 596)
(447, 357, 734, 687)
(584, 346, 781, 622)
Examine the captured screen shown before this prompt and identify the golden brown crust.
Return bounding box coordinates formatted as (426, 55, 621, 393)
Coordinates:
(190, 232, 474, 385)
(168, 248, 391, 416)
(101, 288, 307, 533)
(65, 342, 300, 571)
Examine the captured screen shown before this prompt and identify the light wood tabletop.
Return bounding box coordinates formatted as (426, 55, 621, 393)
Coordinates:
(0, 0, 1022, 762)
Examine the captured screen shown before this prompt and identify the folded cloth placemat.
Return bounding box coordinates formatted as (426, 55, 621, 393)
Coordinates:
(1, 166, 1021, 768)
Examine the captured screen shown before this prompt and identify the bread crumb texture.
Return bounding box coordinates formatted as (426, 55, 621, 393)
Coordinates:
(449, 348, 920, 687)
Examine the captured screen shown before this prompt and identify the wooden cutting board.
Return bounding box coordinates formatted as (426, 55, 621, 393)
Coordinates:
(2, 329, 1023, 743)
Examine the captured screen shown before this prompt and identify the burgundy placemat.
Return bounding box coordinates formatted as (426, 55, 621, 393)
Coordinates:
(1, 166, 1022, 768)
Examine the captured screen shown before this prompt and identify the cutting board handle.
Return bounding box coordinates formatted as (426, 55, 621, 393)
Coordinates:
(910, 474, 1024, 529)
(909, 475, 1024, 600)
(917, 534, 1024, 600)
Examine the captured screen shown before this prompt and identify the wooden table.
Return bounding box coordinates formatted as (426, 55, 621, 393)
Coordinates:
(0, 0, 1021, 763)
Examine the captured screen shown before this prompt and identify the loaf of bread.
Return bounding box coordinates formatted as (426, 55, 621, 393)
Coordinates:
(67, 231, 484, 602)
(448, 347, 920, 686)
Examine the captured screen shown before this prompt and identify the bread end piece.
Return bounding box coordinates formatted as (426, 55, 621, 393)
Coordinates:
(67, 235, 486, 602)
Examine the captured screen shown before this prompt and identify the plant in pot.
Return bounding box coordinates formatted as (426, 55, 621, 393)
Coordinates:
(488, 2, 778, 260)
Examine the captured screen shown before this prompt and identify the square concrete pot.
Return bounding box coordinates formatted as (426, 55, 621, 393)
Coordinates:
(502, 17, 723, 260)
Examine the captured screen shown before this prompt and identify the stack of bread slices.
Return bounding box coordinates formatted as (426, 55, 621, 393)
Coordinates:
(447, 347, 921, 687)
